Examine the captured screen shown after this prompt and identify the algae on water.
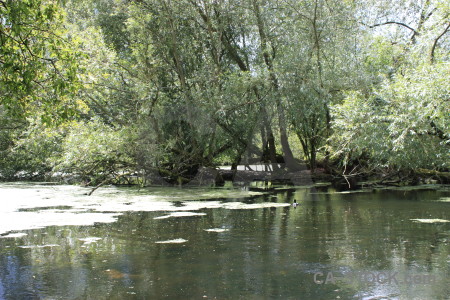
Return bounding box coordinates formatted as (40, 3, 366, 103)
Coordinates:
(410, 219, 450, 223)
(0, 183, 289, 235)
(155, 238, 188, 244)
(79, 237, 102, 244)
(154, 212, 207, 219)
(204, 228, 229, 233)
(0, 233, 27, 238)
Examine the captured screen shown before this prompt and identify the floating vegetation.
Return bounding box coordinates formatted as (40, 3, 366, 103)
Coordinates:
(274, 182, 332, 190)
(0, 211, 120, 235)
(154, 212, 207, 219)
(221, 202, 290, 209)
(18, 206, 73, 212)
(118, 186, 265, 201)
(79, 237, 102, 244)
(310, 189, 372, 195)
(19, 244, 60, 248)
(204, 228, 229, 233)
(0, 233, 27, 238)
(314, 182, 333, 187)
(436, 197, 450, 202)
(155, 238, 188, 244)
(0, 183, 294, 234)
(334, 190, 373, 194)
(410, 219, 450, 223)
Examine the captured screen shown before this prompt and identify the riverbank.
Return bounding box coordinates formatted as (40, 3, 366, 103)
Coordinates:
(2, 165, 449, 193)
(218, 167, 450, 190)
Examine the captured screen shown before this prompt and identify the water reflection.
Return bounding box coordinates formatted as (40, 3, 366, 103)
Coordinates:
(0, 185, 449, 299)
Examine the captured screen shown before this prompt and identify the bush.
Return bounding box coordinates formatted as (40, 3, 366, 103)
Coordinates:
(54, 119, 136, 185)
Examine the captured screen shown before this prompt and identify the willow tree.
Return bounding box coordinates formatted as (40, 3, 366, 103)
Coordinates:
(122, 0, 263, 182)
(262, 0, 366, 170)
(0, 0, 82, 122)
(330, 0, 450, 173)
(0, 0, 84, 179)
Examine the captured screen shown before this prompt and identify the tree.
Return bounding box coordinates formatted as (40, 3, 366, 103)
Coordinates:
(331, 62, 449, 171)
(3, 0, 448, 183)
(54, 119, 136, 186)
(330, 0, 450, 173)
(0, 0, 83, 123)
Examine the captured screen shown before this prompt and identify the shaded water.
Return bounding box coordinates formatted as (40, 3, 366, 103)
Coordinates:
(0, 183, 449, 299)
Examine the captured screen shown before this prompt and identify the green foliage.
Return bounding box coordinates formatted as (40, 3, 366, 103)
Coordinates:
(54, 120, 136, 185)
(0, 118, 64, 179)
(0, 0, 84, 123)
(330, 0, 449, 172)
(331, 62, 449, 170)
(1, 0, 449, 182)
(363, 36, 405, 79)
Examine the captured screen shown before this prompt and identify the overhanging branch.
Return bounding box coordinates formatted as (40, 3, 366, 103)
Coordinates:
(365, 21, 419, 36)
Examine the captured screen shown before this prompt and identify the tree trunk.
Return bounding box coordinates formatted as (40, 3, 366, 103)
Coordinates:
(252, 0, 301, 171)
(261, 107, 277, 164)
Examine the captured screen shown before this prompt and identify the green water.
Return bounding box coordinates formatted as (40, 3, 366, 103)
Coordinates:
(0, 183, 449, 299)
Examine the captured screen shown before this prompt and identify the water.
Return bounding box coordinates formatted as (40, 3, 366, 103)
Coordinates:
(0, 183, 449, 299)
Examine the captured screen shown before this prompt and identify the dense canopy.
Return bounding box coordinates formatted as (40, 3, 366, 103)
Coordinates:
(0, 0, 449, 184)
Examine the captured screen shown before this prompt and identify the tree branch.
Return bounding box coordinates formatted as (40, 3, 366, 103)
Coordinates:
(366, 21, 419, 36)
(430, 22, 450, 64)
